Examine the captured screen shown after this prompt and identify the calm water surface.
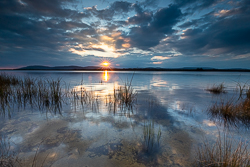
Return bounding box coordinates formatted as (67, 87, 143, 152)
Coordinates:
(1, 71, 250, 166)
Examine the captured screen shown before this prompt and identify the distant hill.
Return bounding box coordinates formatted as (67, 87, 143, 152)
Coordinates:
(17, 65, 101, 70)
(15, 65, 250, 72)
(182, 67, 215, 70)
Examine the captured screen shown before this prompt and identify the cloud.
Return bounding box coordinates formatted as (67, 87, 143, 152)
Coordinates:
(127, 4, 183, 50)
(173, 0, 219, 10)
(151, 56, 170, 60)
(153, 62, 162, 64)
(140, 0, 159, 8)
(0, 0, 89, 18)
(86, 1, 135, 20)
(127, 12, 153, 25)
(169, 11, 250, 57)
(1, 0, 250, 68)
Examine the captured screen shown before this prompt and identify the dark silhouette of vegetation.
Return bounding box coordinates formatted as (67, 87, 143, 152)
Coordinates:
(208, 83, 250, 127)
(0, 73, 137, 118)
(143, 121, 161, 153)
(195, 132, 250, 167)
(0, 135, 21, 167)
(206, 83, 226, 94)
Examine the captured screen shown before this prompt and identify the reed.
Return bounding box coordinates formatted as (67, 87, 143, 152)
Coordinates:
(0, 135, 21, 167)
(0, 73, 137, 117)
(143, 121, 161, 153)
(0, 74, 66, 116)
(208, 82, 250, 127)
(71, 86, 100, 113)
(206, 83, 226, 94)
(117, 77, 137, 107)
(246, 87, 250, 99)
(208, 95, 250, 127)
(195, 132, 250, 167)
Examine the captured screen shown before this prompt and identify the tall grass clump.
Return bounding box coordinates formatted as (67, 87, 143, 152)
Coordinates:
(117, 85, 136, 107)
(115, 77, 137, 109)
(246, 86, 250, 99)
(195, 132, 250, 167)
(0, 73, 138, 117)
(206, 83, 226, 94)
(0, 74, 66, 117)
(208, 84, 250, 127)
(142, 121, 161, 153)
(0, 135, 21, 167)
(0, 74, 21, 116)
(106, 80, 137, 115)
(70, 85, 100, 113)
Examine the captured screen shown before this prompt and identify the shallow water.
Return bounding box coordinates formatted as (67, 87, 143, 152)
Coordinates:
(1, 70, 250, 166)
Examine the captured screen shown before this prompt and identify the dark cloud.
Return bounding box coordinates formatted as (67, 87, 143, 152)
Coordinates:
(151, 5, 182, 32)
(127, 4, 182, 50)
(0, 0, 89, 18)
(21, 0, 74, 16)
(115, 39, 125, 49)
(87, 1, 135, 20)
(140, 0, 159, 8)
(173, 0, 219, 9)
(0, 0, 95, 54)
(169, 9, 250, 56)
(173, 0, 197, 7)
(127, 12, 153, 25)
(0, 13, 95, 52)
(218, 0, 250, 17)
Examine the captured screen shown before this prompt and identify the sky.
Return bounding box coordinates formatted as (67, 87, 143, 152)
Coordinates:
(0, 0, 250, 69)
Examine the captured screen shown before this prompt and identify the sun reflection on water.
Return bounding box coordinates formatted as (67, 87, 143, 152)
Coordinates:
(103, 70, 109, 82)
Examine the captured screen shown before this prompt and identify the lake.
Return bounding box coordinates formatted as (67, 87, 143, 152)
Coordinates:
(1, 70, 250, 167)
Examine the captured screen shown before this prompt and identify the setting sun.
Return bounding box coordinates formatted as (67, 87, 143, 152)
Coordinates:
(102, 61, 110, 67)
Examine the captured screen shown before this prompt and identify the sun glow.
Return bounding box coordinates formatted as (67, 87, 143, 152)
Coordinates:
(102, 61, 110, 67)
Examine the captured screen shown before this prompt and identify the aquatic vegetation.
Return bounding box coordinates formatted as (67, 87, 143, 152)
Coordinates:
(105, 78, 137, 115)
(206, 83, 226, 94)
(0, 74, 66, 117)
(246, 86, 250, 99)
(0, 135, 21, 167)
(208, 87, 250, 127)
(0, 73, 138, 117)
(0, 74, 21, 116)
(71, 86, 100, 113)
(143, 121, 161, 153)
(116, 79, 137, 108)
(195, 132, 250, 167)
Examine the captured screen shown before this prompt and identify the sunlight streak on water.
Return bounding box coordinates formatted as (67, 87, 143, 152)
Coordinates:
(104, 70, 108, 81)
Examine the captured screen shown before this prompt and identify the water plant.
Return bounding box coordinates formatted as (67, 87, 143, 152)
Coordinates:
(0, 135, 21, 167)
(116, 80, 137, 108)
(105, 77, 137, 116)
(0, 73, 138, 117)
(208, 89, 250, 127)
(206, 83, 226, 94)
(143, 121, 161, 153)
(0, 74, 65, 117)
(246, 86, 250, 99)
(195, 132, 250, 167)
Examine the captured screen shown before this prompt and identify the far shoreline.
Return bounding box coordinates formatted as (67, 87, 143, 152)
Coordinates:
(1, 68, 250, 72)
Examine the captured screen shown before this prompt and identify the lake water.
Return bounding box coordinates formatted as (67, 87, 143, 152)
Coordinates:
(1, 70, 250, 166)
